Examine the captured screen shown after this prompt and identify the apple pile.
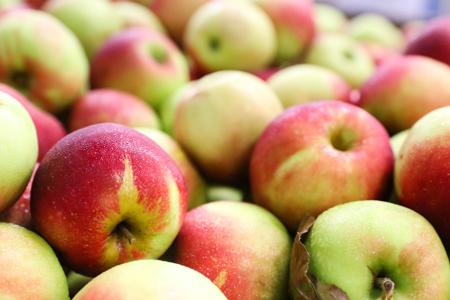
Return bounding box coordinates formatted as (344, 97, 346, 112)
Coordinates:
(0, 0, 448, 299)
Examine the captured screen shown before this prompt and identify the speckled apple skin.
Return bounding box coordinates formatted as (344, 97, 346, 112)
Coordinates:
(405, 17, 450, 66)
(0, 84, 66, 161)
(0, 10, 88, 113)
(31, 123, 187, 276)
(360, 56, 450, 134)
(69, 89, 159, 131)
(174, 201, 291, 300)
(250, 101, 393, 230)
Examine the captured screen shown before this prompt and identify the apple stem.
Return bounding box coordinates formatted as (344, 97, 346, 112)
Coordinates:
(116, 223, 135, 244)
(376, 277, 395, 300)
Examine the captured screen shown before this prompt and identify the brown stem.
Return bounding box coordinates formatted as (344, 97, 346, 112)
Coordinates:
(376, 277, 395, 300)
(115, 223, 135, 244)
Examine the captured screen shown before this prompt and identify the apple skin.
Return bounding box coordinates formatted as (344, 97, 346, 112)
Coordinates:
(305, 33, 375, 88)
(267, 64, 352, 108)
(362, 43, 400, 67)
(252, 67, 280, 81)
(390, 130, 409, 158)
(26, 0, 46, 8)
(113, 1, 165, 33)
(0, 9, 88, 113)
(91, 27, 189, 111)
(0, 223, 69, 299)
(184, 1, 276, 73)
(395, 106, 450, 250)
(136, 128, 207, 210)
(0, 84, 66, 161)
(304, 200, 450, 300)
(44, 0, 122, 59)
(314, 3, 346, 33)
(73, 260, 227, 300)
(359, 55, 450, 134)
(31, 123, 188, 276)
(67, 271, 92, 298)
(149, 0, 208, 43)
(207, 185, 243, 202)
(404, 17, 450, 66)
(69, 89, 160, 131)
(172, 71, 283, 183)
(174, 201, 291, 300)
(250, 101, 393, 230)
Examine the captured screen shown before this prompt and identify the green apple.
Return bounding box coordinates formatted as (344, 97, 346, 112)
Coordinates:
(207, 185, 244, 202)
(113, 1, 165, 33)
(268, 64, 352, 108)
(0, 222, 68, 299)
(184, 1, 276, 73)
(67, 271, 91, 298)
(73, 260, 227, 299)
(305, 33, 375, 88)
(314, 3, 347, 33)
(302, 200, 450, 299)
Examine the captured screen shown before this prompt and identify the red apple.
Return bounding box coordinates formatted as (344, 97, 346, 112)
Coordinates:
(250, 100, 393, 230)
(31, 123, 188, 276)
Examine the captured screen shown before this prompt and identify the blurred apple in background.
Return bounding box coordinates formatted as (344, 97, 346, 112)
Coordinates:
(0, 223, 68, 299)
(402, 20, 426, 42)
(303, 201, 450, 299)
(31, 123, 187, 276)
(171, 71, 283, 183)
(113, 1, 165, 33)
(175, 201, 291, 300)
(362, 43, 400, 67)
(396, 106, 450, 249)
(268, 64, 352, 108)
(305, 34, 375, 88)
(91, 27, 189, 111)
(314, 3, 347, 33)
(0, 0, 22, 10)
(360, 56, 450, 134)
(390, 130, 409, 158)
(405, 17, 450, 66)
(69, 89, 160, 131)
(206, 185, 244, 202)
(26, 0, 46, 8)
(0, 9, 88, 113)
(251, 101, 393, 230)
(252, 67, 280, 81)
(67, 271, 92, 298)
(73, 260, 227, 300)
(184, 1, 276, 73)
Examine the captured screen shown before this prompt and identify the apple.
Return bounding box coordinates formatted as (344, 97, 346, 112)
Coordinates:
(402, 20, 426, 42)
(136, 128, 207, 210)
(314, 3, 347, 33)
(69, 89, 160, 131)
(0, 9, 88, 113)
(362, 43, 400, 67)
(73, 260, 227, 299)
(207, 185, 243, 202)
(0, 223, 69, 299)
(67, 271, 91, 298)
(184, 1, 276, 73)
(305, 33, 375, 88)
(359, 55, 450, 134)
(395, 106, 450, 249)
(267, 64, 352, 108)
(149, 0, 208, 43)
(253, 67, 280, 81)
(91, 27, 189, 111)
(44, 0, 122, 59)
(0, 0, 22, 10)
(390, 130, 409, 158)
(404, 17, 450, 66)
(31, 123, 188, 276)
(159, 82, 194, 135)
(26, 0, 46, 8)
(300, 200, 450, 299)
(250, 101, 393, 230)
(113, 1, 165, 33)
(348, 13, 405, 50)
(174, 201, 291, 299)
(172, 71, 283, 183)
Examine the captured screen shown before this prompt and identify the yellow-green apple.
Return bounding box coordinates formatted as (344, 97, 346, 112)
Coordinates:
(0, 91, 37, 213)
(314, 3, 347, 33)
(69, 89, 160, 131)
(73, 260, 227, 300)
(44, 0, 122, 59)
(244, 0, 315, 64)
(348, 13, 405, 50)
(302, 201, 450, 299)
(268, 64, 352, 108)
(172, 71, 283, 183)
(395, 106, 450, 249)
(184, 1, 276, 73)
(0, 223, 68, 299)
(305, 33, 375, 88)
(0, 9, 88, 113)
(174, 201, 291, 300)
(390, 130, 409, 158)
(405, 17, 450, 66)
(67, 272, 91, 298)
(159, 82, 194, 134)
(359, 55, 450, 134)
(207, 185, 243, 202)
(31, 123, 188, 276)
(91, 27, 189, 111)
(0, 84, 66, 161)
(113, 1, 165, 33)
(149, 0, 208, 43)
(136, 128, 207, 210)
(250, 101, 393, 230)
